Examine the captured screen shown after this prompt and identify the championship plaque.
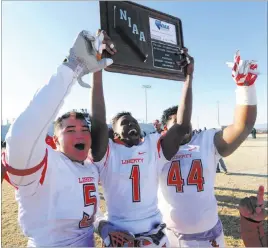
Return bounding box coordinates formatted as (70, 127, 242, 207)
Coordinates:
(99, 1, 185, 81)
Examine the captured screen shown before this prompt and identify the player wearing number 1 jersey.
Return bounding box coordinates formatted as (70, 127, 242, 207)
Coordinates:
(91, 49, 194, 247)
(158, 51, 259, 247)
(1, 30, 116, 246)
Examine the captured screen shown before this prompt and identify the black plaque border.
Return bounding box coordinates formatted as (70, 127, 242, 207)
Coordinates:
(100, 1, 185, 81)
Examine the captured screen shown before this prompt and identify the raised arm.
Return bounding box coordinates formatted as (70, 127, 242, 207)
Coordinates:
(3, 30, 113, 186)
(214, 51, 258, 157)
(4, 65, 79, 186)
(90, 71, 109, 162)
(161, 48, 193, 160)
(90, 31, 117, 162)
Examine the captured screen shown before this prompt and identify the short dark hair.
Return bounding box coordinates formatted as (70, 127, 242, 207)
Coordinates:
(161, 105, 178, 125)
(54, 111, 89, 133)
(111, 111, 132, 128)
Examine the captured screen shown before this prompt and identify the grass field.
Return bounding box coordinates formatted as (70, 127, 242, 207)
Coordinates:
(1, 135, 267, 247)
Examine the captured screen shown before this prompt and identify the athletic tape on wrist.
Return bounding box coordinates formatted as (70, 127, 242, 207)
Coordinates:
(236, 84, 257, 105)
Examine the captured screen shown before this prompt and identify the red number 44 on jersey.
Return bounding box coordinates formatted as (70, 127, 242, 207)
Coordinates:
(167, 160, 205, 192)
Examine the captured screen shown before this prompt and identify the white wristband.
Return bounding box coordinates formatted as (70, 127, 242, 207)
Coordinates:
(236, 84, 257, 105)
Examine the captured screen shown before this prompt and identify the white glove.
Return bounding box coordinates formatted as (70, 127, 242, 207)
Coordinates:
(64, 30, 114, 88)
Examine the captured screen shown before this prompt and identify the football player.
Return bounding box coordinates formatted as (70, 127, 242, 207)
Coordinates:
(1, 30, 116, 247)
(90, 49, 194, 247)
(157, 51, 259, 247)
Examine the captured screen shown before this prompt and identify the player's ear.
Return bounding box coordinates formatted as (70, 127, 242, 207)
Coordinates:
(164, 125, 168, 131)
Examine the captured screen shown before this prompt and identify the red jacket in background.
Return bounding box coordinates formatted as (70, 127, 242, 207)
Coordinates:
(45, 135, 56, 149)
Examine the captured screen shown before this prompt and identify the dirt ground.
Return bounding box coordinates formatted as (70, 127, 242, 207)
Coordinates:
(1, 134, 267, 247)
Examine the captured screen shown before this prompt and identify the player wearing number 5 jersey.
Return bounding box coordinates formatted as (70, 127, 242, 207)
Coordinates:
(1, 30, 116, 247)
(158, 51, 259, 247)
(91, 48, 194, 247)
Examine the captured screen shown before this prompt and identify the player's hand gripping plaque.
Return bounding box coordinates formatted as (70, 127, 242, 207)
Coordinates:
(99, 1, 185, 81)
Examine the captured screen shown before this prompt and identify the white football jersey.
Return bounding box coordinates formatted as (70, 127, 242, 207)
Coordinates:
(94, 133, 168, 234)
(4, 147, 99, 247)
(158, 129, 221, 234)
(3, 65, 100, 247)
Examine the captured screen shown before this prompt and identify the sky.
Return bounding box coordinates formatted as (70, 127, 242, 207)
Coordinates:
(1, 1, 267, 129)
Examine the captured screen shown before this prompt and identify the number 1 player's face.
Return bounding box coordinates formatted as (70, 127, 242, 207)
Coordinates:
(55, 117, 92, 162)
(114, 115, 141, 146)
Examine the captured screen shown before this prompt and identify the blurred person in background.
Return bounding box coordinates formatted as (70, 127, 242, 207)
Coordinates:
(153, 119, 164, 134)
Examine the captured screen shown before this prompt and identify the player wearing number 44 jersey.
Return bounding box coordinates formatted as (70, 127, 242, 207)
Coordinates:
(90, 48, 194, 247)
(158, 51, 259, 247)
(1, 30, 117, 247)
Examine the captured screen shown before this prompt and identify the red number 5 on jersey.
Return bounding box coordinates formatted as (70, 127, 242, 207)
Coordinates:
(79, 183, 97, 228)
(167, 159, 205, 192)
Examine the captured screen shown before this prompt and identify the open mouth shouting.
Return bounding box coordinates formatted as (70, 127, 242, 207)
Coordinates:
(128, 128, 139, 138)
(74, 143, 85, 151)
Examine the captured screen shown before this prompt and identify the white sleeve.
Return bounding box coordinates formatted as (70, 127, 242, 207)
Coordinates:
(4, 65, 81, 187)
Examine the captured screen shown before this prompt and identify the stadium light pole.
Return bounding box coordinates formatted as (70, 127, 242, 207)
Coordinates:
(142, 85, 151, 123)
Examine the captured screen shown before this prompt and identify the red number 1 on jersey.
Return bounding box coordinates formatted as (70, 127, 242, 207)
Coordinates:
(129, 165, 141, 202)
(79, 183, 97, 228)
(167, 159, 205, 192)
